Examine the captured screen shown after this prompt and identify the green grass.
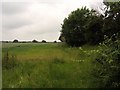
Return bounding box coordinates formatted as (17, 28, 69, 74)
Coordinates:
(2, 43, 100, 88)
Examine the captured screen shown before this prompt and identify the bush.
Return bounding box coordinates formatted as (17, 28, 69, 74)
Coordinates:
(93, 34, 120, 88)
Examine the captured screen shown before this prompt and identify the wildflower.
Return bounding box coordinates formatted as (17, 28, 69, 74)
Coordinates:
(79, 47, 83, 50)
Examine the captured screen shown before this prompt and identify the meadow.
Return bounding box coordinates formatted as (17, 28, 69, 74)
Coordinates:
(2, 43, 100, 88)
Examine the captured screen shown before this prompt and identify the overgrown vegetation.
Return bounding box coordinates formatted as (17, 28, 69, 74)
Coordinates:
(2, 43, 99, 88)
(2, 37, 120, 88)
(59, 1, 120, 88)
(2, 50, 17, 69)
(93, 34, 120, 88)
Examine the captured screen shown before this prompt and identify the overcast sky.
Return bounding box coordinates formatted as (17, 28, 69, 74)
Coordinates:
(1, 0, 104, 42)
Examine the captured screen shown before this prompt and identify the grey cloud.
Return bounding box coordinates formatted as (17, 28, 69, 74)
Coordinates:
(30, 26, 60, 36)
(3, 20, 32, 30)
(2, 14, 33, 30)
(32, 0, 64, 4)
(2, 0, 104, 41)
(2, 2, 33, 30)
(2, 2, 30, 15)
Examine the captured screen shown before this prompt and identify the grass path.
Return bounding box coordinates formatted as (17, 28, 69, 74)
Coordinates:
(2, 43, 99, 88)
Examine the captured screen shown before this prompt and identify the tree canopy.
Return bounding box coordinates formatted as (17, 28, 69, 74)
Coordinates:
(59, 7, 103, 46)
(103, 1, 120, 38)
(59, 2, 120, 46)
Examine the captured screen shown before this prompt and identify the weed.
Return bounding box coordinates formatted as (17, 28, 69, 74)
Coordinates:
(2, 50, 17, 69)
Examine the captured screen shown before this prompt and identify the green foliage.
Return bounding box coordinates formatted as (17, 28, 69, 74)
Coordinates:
(60, 7, 104, 46)
(60, 7, 90, 46)
(103, 1, 120, 37)
(93, 34, 120, 88)
(85, 16, 104, 44)
(60, 1, 120, 46)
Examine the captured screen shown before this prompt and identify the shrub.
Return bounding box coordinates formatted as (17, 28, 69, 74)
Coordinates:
(93, 34, 120, 88)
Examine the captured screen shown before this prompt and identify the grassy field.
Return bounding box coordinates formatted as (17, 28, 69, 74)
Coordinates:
(2, 43, 100, 88)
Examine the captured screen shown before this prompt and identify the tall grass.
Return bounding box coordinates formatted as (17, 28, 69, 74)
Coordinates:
(2, 50, 17, 69)
(2, 43, 99, 88)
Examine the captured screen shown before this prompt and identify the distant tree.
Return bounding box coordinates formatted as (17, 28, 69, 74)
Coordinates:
(5, 41, 9, 43)
(2, 41, 8, 43)
(13, 39, 18, 43)
(21, 41, 26, 43)
(54, 41, 57, 43)
(42, 40, 46, 43)
(32, 40, 38, 43)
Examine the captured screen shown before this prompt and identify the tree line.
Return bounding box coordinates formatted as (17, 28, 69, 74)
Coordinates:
(3, 40, 57, 43)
